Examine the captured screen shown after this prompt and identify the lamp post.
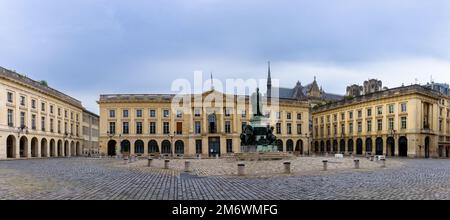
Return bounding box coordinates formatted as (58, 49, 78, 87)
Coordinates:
(17, 125, 28, 139)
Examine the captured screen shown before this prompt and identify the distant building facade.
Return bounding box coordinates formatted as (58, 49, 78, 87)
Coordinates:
(312, 85, 450, 158)
(82, 110, 99, 155)
(424, 81, 450, 97)
(0, 66, 86, 159)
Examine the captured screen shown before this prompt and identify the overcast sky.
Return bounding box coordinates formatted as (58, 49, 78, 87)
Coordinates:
(1, 0, 450, 113)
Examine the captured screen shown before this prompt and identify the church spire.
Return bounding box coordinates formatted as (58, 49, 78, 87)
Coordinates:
(210, 72, 214, 91)
(267, 61, 272, 97)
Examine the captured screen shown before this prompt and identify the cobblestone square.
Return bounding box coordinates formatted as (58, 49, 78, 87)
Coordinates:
(1, 157, 450, 200)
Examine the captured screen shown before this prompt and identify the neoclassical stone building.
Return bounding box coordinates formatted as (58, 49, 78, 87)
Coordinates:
(98, 89, 310, 158)
(82, 110, 99, 155)
(0, 67, 85, 159)
(312, 85, 450, 158)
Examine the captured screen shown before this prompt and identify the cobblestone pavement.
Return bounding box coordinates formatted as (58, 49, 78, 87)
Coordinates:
(0, 157, 449, 200)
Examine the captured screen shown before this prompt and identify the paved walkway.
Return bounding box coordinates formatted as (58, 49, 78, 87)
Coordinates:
(0, 158, 449, 200)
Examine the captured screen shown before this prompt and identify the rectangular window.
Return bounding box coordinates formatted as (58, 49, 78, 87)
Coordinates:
(377, 119, 383, 131)
(32, 115, 36, 130)
(50, 119, 54, 133)
(287, 123, 292, 134)
(71, 112, 73, 120)
(64, 122, 68, 133)
(357, 121, 362, 133)
(226, 139, 233, 153)
(297, 124, 302, 135)
(57, 120, 61, 133)
(123, 109, 129, 118)
(32, 100, 36, 109)
(176, 110, 183, 118)
(76, 125, 79, 136)
(225, 121, 231, 133)
(76, 114, 79, 122)
(349, 122, 353, 134)
(388, 118, 394, 130)
(8, 109, 14, 127)
(401, 103, 407, 112)
(163, 122, 170, 134)
(123, 122, 129, 134)
(195, 121, 201, 134)
(57, 108, 61, 116)
(163, 109, 170, 118)
(349, 111, 353, 119)
(286, 112, 291, 120)
(341, 123, 345, 135)
(367, 108, 372, 117)
(41, 103, 46, 112)
(176, 122, 182, 134)
(341, 113, 345, 121)
(41, 117, 46, 131)
(401, 117, 407, 129)
(50, 105, 54, 114)
(367, 120, 372, 132)
(149, 122, 156, 134)
(20, 96, 26, 106)
(388, 104, 394, 114)
(109, 122, 116, 134)
(194, 109, 201, 117)
(276, 112, 281, 120)
(195, 140, 202, 154)
(109, 110, 115, 118)
(358, 110, 362, 118)
(241, 110, 247, 118)
(150, 109, 156, 118)
(136, 122, 143, 134)
(297, 113, 302, 120)
(65, 110, 68, 118)
(276, 123, 281, 134)
(7, 92, 13, 103)
(136, 109, 143, 118)
(20, 112, 26, 127)
(70, 123, 73, 135)
(377, 106, 383, 115)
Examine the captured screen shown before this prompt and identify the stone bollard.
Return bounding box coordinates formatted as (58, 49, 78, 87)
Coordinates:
(237, 164, 245, 176)
(381, 158, 386, 168)
(354, 159, 360, 169)
(164, 160, 170, 169)
(123, 157, 129, 165)
(370, 156, 374, 161)
(147, 157, 153, 167)
(184, 161, 191, 172)
(283, 162, 291, 174)
(322, 160, 328, 171)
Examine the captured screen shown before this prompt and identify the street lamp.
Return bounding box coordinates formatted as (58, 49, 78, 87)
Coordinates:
(17, 125, 28, 139)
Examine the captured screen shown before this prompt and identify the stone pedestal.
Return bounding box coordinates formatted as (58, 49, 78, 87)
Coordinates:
(381, 158, 386, 168)
(148, 158, 153, 167)
(237, 164, 245, 176)
(322, 160, 328, 171)
(354, 159, 360, 169)
(184, 161, 191, 172)
(164, 160, 170, 169)
(284, 162, 291, 174)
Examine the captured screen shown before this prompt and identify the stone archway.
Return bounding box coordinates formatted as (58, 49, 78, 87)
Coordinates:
(356, 139, 363, 155)
(175, 140, 185, 155)
(64, 141, 70, 157)
(326, 140, 331, 152)
(41, 138, 48, 157)
(387, 137, 395, 157)
(76, 142, 81, 156)
(161, 140, 171, 154)
(295, 140, 303, 154)
(375, 137, 383, 155)
(121, 140, 131, 155)
(276, 139, 283, 152)
(339, 139, 345, 153)
(134, 140, 144, 155)
(424, 136, 430, 159)
(148, 140, 159, 154)
(399, 136, 408, 157)
(365, 138, 373, 155)
(70, 141, 75, 156)
(31, 137, 38, 157)
(348, 139, 354, 154)
(332, 140, 338, 153)
(107, 140, 117, 156)
(57, 140, 63, 157)
(19, 136, 28, 158)
(320, 141, 325, 153)
(314, 141, 319, 153)
(286, 139, 294, 152)
(6, 135, 16, 158)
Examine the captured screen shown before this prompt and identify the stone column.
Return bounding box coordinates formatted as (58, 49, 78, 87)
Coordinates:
(237, 164, 245, 176)
(27, 138, 32, 158)
(36, 140, 41, 158)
